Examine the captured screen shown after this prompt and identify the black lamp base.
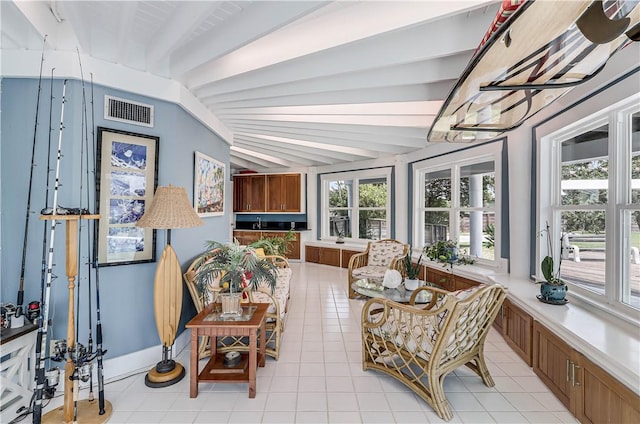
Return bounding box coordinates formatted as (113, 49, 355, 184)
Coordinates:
(145, 359, 185, 388)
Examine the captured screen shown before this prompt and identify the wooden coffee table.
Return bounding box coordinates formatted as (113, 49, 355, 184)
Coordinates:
(186, 302, 268, 398)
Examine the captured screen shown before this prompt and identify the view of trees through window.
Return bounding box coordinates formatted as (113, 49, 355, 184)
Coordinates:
(419, 159, 496, 261)
(551, 108, 640, 310)
(327, 174, 389, 240)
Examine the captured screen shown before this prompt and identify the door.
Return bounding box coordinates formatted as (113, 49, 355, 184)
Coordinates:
(503, 300, 533, 366)
(532, 321, 573, 410)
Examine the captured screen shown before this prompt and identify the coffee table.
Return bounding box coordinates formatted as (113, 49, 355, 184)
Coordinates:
(186, 302, 268, 398)
(351, 279, 440, 304)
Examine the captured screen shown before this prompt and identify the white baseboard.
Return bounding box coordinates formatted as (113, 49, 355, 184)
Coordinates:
(56, 329, 191, 390)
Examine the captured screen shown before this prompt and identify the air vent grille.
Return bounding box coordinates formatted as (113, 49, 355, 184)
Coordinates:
(104, 95, 154, 127)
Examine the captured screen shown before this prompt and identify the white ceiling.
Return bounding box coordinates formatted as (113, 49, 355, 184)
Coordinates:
(1, 0, 501, 173)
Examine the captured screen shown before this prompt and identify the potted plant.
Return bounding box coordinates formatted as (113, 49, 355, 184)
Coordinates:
(193, 240, 277, 316)
(538, 222, 568, 304)
(424, 239, 475, 267)
(403, 248, 422, 290)
(249, 230, 296, 257)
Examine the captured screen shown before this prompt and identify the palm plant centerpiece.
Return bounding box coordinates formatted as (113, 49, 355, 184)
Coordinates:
(193, 240, 277, 315)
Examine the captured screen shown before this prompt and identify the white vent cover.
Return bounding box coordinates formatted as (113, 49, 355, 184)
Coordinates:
(104, 95, 154, 127)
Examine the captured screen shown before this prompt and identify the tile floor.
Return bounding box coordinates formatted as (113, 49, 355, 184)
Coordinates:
(43, 262, 577, 423)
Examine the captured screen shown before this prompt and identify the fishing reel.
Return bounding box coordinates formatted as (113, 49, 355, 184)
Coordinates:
(45, 367, 60, 398)
(50, 339, 68, 362)
(27, 301, 40, 322)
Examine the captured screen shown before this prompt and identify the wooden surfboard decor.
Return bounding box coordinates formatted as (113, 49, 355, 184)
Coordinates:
(427, 0, 640, 143)
(154, 244, 182, 347)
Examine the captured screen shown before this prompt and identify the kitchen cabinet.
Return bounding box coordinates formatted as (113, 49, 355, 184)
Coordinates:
(533, 321, 640, 422)
(232, 230, 301, 260)
(266, 174, 301, 212)
(233, 175, 265, 212)
(232, 230, 263, 246)
(261, 231, 301, 260)
(234, 173, 302, 213)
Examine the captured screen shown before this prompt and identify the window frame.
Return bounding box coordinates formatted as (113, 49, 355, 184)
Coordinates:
(320, 168, 392, 243)
(537, 93, 640, 319)
(412, 142, 503, 267)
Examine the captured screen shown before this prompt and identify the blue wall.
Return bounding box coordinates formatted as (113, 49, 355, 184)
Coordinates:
(1, 77, 230, 359)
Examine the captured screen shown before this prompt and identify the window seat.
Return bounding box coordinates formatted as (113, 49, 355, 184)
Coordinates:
(488, 273, 640, 395)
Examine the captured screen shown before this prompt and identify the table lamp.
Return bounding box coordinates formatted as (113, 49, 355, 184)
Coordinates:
(137, 185, 203, 387)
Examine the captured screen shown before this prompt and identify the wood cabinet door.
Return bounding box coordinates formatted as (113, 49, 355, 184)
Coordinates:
(266, 174, 283, 212)
(266, 174, 301, 212)
(232, 231, 261, 246)
(288, 233, 301, 260)
(426, 267, 454, 291)
(532, 321, 573, 410)
(574, 353, 640, 424)
(282, 174, 301, 212)
(454, 275, 480, 291)
(248, 175, 266, 212)
(233, 176, 251, 212)
(341, 250, 360, 269)
(320, 248, 341, 267)
(503, 299, 533, 366)
(305, 246, 320, 263)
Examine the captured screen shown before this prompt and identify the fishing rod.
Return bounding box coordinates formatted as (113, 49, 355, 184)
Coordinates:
(74, 47, 97, 422)
(17, 35, 47, 318)
(90, 72, 108, 415)
(33, 79, 68, 424)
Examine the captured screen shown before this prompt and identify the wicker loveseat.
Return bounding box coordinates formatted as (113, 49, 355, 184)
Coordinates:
(361, 283, 507, 421)
(348, 239, 409, 298)
(183, 253, 292, 360)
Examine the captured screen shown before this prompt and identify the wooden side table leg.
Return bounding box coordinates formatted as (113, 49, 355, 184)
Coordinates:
(259, 318, 266, 367)
(248, 329, 257, 398)
(190, 330, 198, 398)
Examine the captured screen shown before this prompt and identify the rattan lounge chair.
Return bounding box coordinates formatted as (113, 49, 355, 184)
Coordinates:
(348, 239, 409, 298)
(361, 283, 507, 421)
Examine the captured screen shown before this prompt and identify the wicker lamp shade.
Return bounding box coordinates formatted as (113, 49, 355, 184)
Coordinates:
(137, 185, 204, 229)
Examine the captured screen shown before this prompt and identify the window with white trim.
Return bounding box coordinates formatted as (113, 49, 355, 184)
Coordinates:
(413, 142, 502, 265)
(539, 94, 640, 314)
(321, 168, 391, 242)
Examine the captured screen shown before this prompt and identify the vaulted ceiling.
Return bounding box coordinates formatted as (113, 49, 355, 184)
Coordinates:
(2, 1, 500, 173)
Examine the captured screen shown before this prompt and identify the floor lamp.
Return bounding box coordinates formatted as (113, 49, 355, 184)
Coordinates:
(137, 185, 203, 388)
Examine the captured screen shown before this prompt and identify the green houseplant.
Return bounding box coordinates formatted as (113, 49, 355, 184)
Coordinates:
(538, 222, 568, 304)
(403, 248, 423, 290)
(193, 240, 277, 315)
(424, 239, 475, 267)
(249, 230, 296, 257)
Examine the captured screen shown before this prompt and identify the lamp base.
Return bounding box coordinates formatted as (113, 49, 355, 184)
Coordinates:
(145, 360, 185, 388)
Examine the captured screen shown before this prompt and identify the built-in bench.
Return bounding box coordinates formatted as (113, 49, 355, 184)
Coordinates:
(562, 233, 639, 263)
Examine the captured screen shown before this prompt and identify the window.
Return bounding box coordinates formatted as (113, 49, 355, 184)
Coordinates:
(413, 142, 502, 265)
(539, 94, 640, 314)
(321, 168, 391, 242)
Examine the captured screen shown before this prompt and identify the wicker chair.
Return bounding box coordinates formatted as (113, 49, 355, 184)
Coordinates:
(183, 252, 291, 360)
(361, 283, 507, 421)
(348, 239, 409, 298)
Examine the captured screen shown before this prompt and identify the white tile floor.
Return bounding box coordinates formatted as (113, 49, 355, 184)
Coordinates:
(43, 262, 577, 423)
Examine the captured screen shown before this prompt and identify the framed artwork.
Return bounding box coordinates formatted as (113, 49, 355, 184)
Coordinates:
(95, 127, 159, 266)
(194, 151, 225, 217)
